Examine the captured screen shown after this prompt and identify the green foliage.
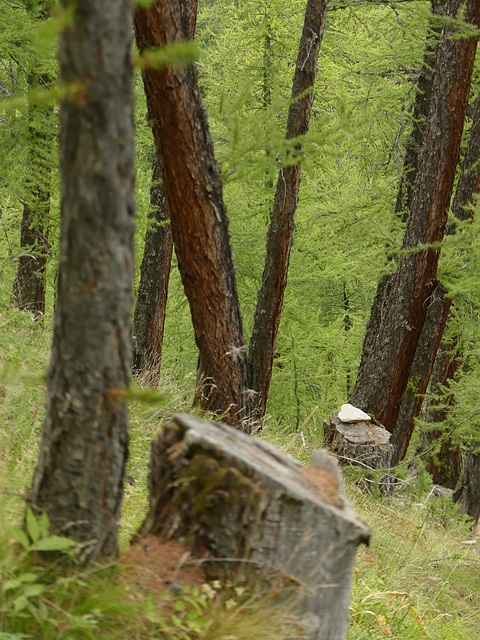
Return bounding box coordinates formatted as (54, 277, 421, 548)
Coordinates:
(135, 42, 202, 71)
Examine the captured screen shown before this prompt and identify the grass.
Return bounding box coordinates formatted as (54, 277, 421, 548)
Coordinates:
(1, 307, 480, 639)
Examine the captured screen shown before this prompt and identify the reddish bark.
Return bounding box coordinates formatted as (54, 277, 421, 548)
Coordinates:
(390, 284, 451, 465)
(248, 0, 329, 422)
(134, 1, 250, 427)
(350, 0, 480, 434)
(132, 1, 197, 386)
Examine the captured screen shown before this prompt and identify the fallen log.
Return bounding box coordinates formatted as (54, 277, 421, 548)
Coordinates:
(139, 413, 371, 639)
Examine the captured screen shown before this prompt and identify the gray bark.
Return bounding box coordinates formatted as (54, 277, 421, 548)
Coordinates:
(28, 0, 135, 563)
(453, 443, 480, 524)
(323, 414, 393, 469)
(140, 413, 370, 640)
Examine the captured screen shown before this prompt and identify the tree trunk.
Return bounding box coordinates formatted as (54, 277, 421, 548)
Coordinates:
(394, 0, 445, 221)
(132, 157, 173, 386)
(453, 443, 480, 524)
(418, 85, 480, 480)
(389, 283, 451, 465)
(420, 340, 462, 488)
(134, 1, 250, 428)
(248, 0, 329, 423)
(140, 413, 370, 640)
(11, 72, 51, 317)
(28, 0, 135, 563)
(350, 0, 480, 435)
(132, 0, 197, 386)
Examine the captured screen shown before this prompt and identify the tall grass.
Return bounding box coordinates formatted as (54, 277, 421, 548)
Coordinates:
(1, 307, 479, 640)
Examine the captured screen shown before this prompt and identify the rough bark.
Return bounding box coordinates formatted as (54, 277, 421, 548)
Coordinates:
(140, 414, 370, 640)
(417, 86, 480, 481)
(350, 0, 480, 434)
(134, 1, 250, 428)
(451, 84, 480, 223)
(453, 443, 480, 524)
(420, 341, 462, 487)
(394, 0, 446, 221)
(389, 283, 451, 465)
(132, 158, 173, 386)
(248, 0, 329, 423)
(11, 72, 51, 316)
(28, 0, 135, 562)
(132, 0, 197, 386)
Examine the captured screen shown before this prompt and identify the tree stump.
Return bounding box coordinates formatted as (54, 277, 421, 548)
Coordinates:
(323, 412, 393, 469)
(139, 413, 371, 640)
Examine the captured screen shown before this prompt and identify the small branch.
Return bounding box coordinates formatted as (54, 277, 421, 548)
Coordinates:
(330, 0, 418, 9)
(176, 557, 261, 569)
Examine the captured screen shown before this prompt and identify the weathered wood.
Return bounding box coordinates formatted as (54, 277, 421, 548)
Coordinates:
(140, 413, 370, 640)
(323, 413, 393, 469)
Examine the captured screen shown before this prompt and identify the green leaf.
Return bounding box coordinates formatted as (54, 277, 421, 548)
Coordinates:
(33, 535, 76, 551)
(23, 584, 45, 598)
(18, 572, 38, 583)
(39, 512, 50, 538)
(13, 595, 29, 613)
(25, 508, 40, 543)
(2, 579, 22, 593)
(11, 526, 30, 550)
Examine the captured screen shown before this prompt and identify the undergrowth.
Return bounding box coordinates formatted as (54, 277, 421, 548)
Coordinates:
(1, 309, 480, 639)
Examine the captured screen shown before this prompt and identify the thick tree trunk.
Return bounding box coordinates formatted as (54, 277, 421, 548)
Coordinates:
(140, 414, 370, 640)
(248, 0, 329, 422)
(350, 0, 480, 434)
(11, 73, 51, 316)
(132, 0, 197, 386)
(134, 1, 250, 428)
(453, 443, 480, 524)
(394, 0, 445, 221)
(28, 0, 135, 563)
(418, 86, 480, 479)
(132, 158, 173, 386)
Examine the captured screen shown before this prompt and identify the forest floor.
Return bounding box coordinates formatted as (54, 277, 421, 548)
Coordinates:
(1, 308, 480, 639)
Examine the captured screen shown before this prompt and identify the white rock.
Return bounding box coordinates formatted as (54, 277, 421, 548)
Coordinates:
(338, 403, 371, 423)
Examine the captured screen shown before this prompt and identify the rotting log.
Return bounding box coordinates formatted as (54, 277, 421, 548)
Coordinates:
(323, 413, 393, 470)
(139, 413, 371, 640)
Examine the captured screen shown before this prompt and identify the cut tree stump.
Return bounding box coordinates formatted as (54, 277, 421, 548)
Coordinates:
(323, 412, 393, 469)
(139, 413, 371, 640)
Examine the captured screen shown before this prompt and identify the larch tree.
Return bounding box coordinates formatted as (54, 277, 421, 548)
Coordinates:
(132, 157, 173, 386)
(28, 0, 135, 562)
(422, 86, 480, 489)
(350, 0, 480, 452)
(247, 0, 329, 422)
(134, 0, 251, 428)
(392, 66, 480, 467)
(132, 0, 198, 386)
(134, 0, 329, 427)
